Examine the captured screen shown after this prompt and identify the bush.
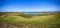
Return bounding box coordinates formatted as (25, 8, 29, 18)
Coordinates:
(19, 14, 32, 18)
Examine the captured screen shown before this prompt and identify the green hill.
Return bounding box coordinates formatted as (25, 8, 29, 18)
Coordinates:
(0, 12, 60, 28)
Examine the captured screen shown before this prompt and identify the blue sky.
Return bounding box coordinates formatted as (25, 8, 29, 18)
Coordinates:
(0, 0, 60, 12)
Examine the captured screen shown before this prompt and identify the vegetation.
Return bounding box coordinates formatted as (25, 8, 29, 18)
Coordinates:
(0, 12, 60, 28)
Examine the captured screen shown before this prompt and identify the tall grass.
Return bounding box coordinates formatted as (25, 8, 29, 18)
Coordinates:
(0, 12, 60, 28)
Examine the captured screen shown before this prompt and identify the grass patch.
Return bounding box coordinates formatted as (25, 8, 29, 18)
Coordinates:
(0, 12, 60, 28)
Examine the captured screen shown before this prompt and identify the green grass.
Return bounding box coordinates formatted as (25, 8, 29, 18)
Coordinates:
(0, 12, 60, 28)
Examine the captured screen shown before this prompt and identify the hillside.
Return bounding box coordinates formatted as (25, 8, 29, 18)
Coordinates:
(0, 12, 60, 28)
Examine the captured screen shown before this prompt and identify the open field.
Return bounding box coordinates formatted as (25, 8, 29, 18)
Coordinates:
(0, 12, 60, 28)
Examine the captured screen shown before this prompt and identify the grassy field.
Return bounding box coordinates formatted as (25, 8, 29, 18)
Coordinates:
(0, 12, 60, 28)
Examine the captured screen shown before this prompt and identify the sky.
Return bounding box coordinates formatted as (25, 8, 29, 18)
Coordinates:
(0, 0, 60, 12)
